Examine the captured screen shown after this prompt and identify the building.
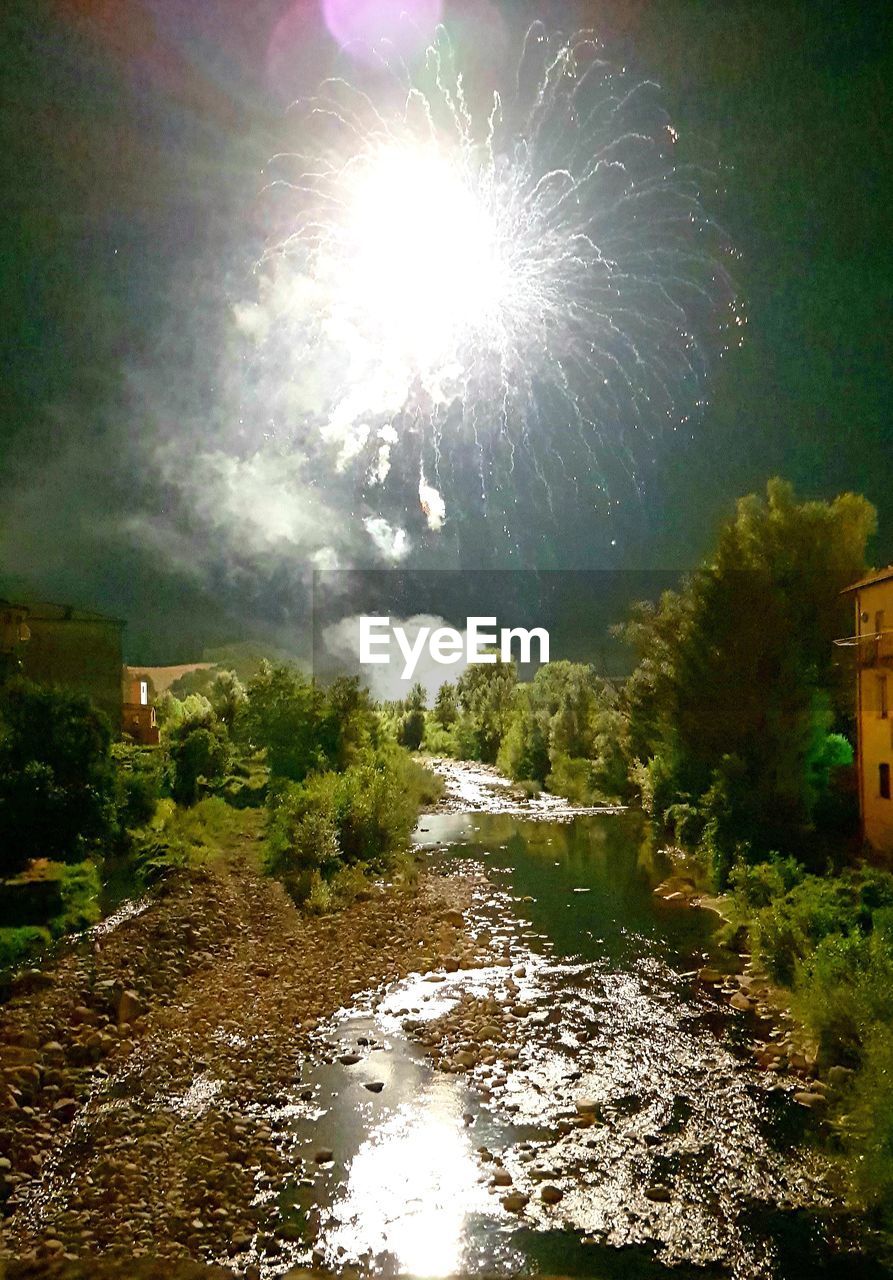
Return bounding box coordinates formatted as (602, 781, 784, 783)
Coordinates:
(14, 602, 125, 726)
(122, 670, 161, 745)
(840, 568, 893, 853)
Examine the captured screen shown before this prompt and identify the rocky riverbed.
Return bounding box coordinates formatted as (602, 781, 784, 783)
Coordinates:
(0, 828, 480, 1275)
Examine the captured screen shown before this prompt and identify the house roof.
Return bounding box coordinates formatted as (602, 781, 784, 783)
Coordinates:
(841, 567, 893, 595)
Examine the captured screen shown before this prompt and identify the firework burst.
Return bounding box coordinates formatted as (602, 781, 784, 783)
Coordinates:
(246, 23, 739, 560)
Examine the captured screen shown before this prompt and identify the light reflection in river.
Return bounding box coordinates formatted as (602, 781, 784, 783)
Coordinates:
(324, 1082, 493, 1276)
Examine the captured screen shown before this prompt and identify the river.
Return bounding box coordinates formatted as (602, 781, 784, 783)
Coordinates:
(270, 762, 886, 1280)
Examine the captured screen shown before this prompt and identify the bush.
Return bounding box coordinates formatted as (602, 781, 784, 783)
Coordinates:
(168, 723, 232, 806)
(0, 925, 50, 973)
(546, 753, 595, 805)
(265, 748, 438, 897)
(845, 1025, 893, 1219)
(0, 680, 117, 873)
(792, 917, 893, 1067)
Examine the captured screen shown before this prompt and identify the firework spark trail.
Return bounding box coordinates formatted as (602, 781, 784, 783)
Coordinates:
(249, 23, 740, 560)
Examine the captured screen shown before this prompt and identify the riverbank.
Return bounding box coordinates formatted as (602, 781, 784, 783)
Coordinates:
(0, 820, 480, 1272)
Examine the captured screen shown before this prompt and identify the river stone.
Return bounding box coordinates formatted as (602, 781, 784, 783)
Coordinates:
(338, 1053, 361, 1066)
(730, 992, 753, 1012)
(52, 1098, 78, 1124)
(794, 1090, 828, 1109)
(491, 1169, 513, 1187)
(478, 1023, 501, 1041)
(313, 1149, 334, 1163)
(575, 1098, 601, 1115)
(363, 1081, 385, 1093)
(644, 1184, 672, 1202)
(117, 989, 145, 1025)
(540, 1185, 563, 1204)
(502, 1192, 529, 1212)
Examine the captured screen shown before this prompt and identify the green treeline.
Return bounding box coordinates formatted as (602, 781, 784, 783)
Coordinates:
(415, 478, 893, 1220)
(0, 660, 441, 971)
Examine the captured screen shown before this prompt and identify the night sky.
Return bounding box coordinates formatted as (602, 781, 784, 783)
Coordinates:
(1, 0, 890, 662)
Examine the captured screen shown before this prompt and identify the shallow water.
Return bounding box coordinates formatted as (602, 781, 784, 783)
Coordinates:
(267, 800, 887, 1280)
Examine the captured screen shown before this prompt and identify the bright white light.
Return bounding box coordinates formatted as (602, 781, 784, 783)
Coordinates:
(324, 143, 512, 389)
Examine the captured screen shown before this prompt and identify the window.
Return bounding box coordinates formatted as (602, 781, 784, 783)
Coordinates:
(140, 680, 148, 707)
(881, 763, 891, 800)
(878, 675, 889, 720)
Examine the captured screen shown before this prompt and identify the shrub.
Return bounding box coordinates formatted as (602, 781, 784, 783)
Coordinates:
(845, 1025, 893, 1220)
(265, 748, 437, 898)
(0, 680, 117, 873)
(0, 925, 51, 973)
(168, 723, 232, 806)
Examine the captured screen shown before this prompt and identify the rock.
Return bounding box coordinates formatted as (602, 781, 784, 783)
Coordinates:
(575, 1098, 601, 1116)
(794, 1090, 828, 1110)
(443, 957, 461, 973)
(502, 1192, 529, 1212)
(443, 910, 464, 926)
(338, 1053, 361, 1066)
(117, 989, 145, 1025)
(730, 992, 753, 1012)
(363, 1081, 385, 1093)
(697, 967, 723, 984)
(313, 1149, 334, 1163)
(52, 1098, 78, 1124)
(644, 1184, 672, 1202)
(540, 1185, 563, 1204)
(828, 1065, 855, 1089)
(477, 1023, 502, 1042)
(491, 1169, 513, 1187)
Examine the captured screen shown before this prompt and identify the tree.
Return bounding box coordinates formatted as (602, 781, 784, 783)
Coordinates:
(619, 479, 876, 878)
(433, 682, 459, 728)
(209, 669, 247, 732)
(0, 680, 117, 874)
(243, 663, 330, 782)
(455, 655, 517, 763)
(168, 721, 232, 806)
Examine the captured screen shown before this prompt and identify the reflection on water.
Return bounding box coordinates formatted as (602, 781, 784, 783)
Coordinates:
(275, 806, 881, 1280)
(326, 1084, 491, 1277)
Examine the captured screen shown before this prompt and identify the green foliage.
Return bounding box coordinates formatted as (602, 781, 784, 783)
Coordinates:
(54, 860, 102, 934)
(454, 654, 517, 763)
(433, 682, 459, 728)
(740, 865, 893, 986)
(168, 721, 232, 806)
(131, 797, 249, 884)
(265, 747, 438, 900)
(0, 925, 50, 973)
(618, 480, 875, 866)
(243, 664, 377, 781)
(0, 679, 117, 873)
(845, 1026, 893, 1218)
(209, 669, 248, 731)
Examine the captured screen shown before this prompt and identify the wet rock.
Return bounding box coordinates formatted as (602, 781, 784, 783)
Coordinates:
(502, 1192, 529, 1212)
(51, 1098, 78, 1124)
(540, 1185, 563, 1204)
(338, 1053, 361, 1066)
(730, 992, 753, 1012)
(794, 1090, 828, 1110)
(491, 1169, 513, 1187)
(644, 1184, 672, 1202)
(363, 1081, 385, 1093)
(313, 1148, 334, 1163)
(117, 989, 146, 1025)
